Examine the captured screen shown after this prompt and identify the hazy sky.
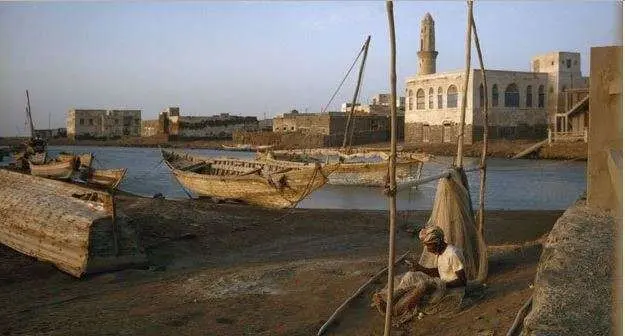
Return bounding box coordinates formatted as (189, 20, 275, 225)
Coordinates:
(0, 1, 621, 136)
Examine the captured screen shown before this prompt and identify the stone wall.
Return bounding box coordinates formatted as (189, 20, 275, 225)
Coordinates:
(141, 120, 159, 137)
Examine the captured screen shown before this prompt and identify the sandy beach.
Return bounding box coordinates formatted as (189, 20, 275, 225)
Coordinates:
(0, 196, 561, 335)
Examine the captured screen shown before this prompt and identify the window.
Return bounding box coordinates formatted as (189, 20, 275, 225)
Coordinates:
(526, 85, 533, 107)
(416, 89, 425, 109)
(437, 87, 443, 109)
(562, 85, 567, 92)
(479, 84, 485, 108)
(549, 86, 554, 94)
(447, 85, 458, 108)
(408, 90, 414, 110)
(492, 84, 499, 107)
(538, 85, 545, 108)
(566, 59, 571, 68)
(504, 83, 519, 107)
(89, 119, 93, 125)
(428, 88, 434, 109)
(80, 118, 84, 125)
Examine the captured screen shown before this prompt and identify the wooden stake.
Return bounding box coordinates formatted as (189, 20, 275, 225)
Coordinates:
(316, 251, 410, 336)
(455, 0, 474, 168)
(384, 1, 398, 335)
(472, 11, 489, 238)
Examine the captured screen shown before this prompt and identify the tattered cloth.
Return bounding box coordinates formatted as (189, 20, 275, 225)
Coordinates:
(371, 167, 488, 324)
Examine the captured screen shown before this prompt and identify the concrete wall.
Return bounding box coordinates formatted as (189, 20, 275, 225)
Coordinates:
(587, 46, 622, 215)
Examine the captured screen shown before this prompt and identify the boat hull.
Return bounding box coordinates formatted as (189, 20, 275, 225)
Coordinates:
(29, 159, 75, 180)
(89, 168, 127, 189)
(163, 150, 335, 209)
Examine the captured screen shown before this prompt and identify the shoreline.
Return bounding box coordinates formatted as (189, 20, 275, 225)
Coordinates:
(0, 196, 562, 335)
(0, 136, 588, 161)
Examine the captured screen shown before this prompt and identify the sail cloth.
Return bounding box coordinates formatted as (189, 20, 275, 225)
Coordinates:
(419, 167, 488, 283)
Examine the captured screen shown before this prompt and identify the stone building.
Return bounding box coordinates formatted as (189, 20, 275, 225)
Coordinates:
(340, 94, 406, 116)
(272, 111, 404, 146)
(154, 107, 258, 139)
(67, 109, 141, 140)
(404, 13, 588, 145)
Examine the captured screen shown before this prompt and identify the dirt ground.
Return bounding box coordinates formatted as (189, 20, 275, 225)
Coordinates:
(0, 196, 560, 336)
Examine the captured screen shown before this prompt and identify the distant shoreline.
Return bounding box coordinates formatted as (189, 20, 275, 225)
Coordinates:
(0, 137, 587, 161)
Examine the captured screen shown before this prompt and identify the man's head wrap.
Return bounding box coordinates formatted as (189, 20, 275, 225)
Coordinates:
(419, 225, 445, 244)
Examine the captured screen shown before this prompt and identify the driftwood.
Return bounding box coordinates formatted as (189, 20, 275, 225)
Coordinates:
(317, 251, 410, 336)
(0, 169, 146, 277)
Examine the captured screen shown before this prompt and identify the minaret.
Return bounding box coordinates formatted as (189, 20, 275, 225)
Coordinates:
(417, 13, 438, 75)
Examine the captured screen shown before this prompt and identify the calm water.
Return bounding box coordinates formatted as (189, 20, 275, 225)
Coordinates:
(11, 146, 585, 211)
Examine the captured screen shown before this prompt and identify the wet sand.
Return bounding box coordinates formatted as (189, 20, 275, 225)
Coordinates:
(0, 196, 561, 335)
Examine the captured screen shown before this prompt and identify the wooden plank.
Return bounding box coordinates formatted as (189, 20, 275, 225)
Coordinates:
(511, 139, 548, 159)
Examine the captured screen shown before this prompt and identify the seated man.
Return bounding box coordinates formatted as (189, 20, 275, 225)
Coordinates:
(407, 225, 467, 289)
(372, 225, 467, 322)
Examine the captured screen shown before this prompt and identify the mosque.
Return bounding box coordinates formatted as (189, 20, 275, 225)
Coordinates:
(404, 13, 589, 144)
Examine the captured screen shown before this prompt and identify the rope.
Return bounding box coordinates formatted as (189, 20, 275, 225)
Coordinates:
(321, 43, 366, 114)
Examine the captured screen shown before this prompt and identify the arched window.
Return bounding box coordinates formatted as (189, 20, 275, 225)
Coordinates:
(416, 89, 425, 109)
(428, 88, 434, 109)
(408, 90, 414, 110)
(538, 85, 545, 108)
(447, 85, 458, 108)
(437, 87, 443, 109)
(504, 83, 519, 107)
(526, 85, 533, 107)
(492, 84, 499, 107)
(479, 84, 485, 108)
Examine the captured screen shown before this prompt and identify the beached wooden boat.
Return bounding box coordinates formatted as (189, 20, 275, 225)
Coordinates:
(58, 152, 93, 170)
(261, 151, 425, 187)
(29, 156, 76, 180)
(162, 150, 337, 209)
(88, 168, 127, 189)
(0, 169, 146, 278)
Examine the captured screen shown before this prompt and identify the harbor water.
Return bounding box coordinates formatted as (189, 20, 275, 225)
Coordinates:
(11, 146, 586, 211)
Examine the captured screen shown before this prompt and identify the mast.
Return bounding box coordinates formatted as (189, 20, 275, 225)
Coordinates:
(25, 90, 35, 139)
(342, 35, 371, 151)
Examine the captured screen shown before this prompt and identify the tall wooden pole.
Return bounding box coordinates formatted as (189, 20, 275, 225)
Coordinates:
(455, 0, 473, 168)
(343, 35, 371, 151)
(472, 12, 489, 239)
(384, 2, 398, 335)
(25, 90, 35, 138)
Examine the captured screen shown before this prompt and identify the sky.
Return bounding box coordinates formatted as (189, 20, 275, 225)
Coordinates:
(0, 1, 621, 137)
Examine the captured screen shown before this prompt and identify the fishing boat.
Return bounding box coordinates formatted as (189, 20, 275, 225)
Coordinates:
(162, 149, 337, 209)
(29, 156, 76, 180)
(87, 168, 127, 189)
(261, 150, 425, 187)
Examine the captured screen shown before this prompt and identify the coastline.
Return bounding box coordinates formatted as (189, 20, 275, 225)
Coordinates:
(0, 196, 561, 335)
(0, 136, 587, 161)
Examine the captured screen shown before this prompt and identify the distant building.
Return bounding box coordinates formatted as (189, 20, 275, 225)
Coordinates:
(154, 107, 258, 139)
(272, 111, 404, 146)
(258, 119, 274, 132)
(404, 13, 588, 145)
(340, 94, 405, 116)
(141, 120, 160, 137)
(34, 128, 67, 139)
(67, 109, 141, 140)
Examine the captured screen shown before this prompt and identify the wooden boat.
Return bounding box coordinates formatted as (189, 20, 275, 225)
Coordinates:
(29, 156, 75, 180)
(58, 152, 93, 170)
(221, 144, 252, 151)
(261, 150, 425, 187)
(162, 150, 337, 209)
(87, 168, 127, 189)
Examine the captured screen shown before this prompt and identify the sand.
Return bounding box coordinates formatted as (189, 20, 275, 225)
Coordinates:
(0, 196, 561, 335)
